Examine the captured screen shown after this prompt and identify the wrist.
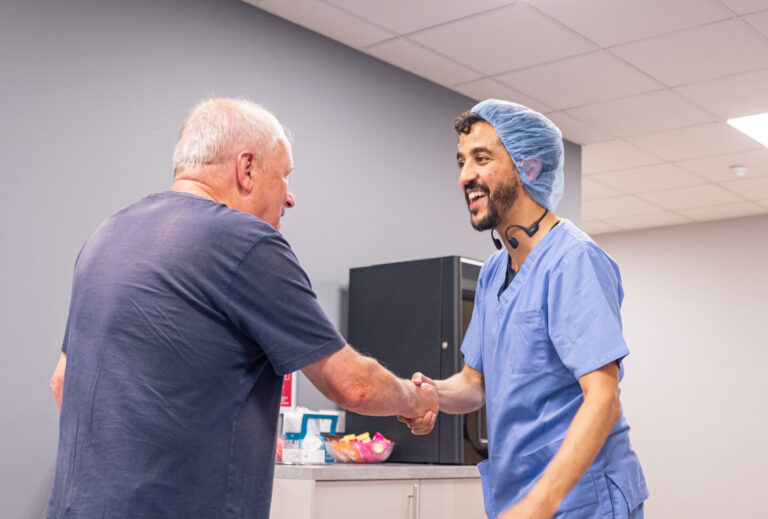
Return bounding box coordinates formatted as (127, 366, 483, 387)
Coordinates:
(527, 475, 563, 515)
(401, 378, 420, 417)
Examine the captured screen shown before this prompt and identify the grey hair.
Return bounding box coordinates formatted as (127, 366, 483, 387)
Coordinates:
(172, 97, 290, 175)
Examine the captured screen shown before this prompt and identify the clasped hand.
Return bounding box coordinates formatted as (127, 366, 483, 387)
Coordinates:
(397, 372, 438, 435)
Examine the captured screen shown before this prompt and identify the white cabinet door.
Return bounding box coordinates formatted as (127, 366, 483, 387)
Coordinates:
(419, 478, 485, 519)
(270, 478, 317, 519)
(314, 479, 420, 519)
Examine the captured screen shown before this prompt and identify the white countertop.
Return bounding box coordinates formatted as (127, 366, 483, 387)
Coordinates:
(274, 462, 480, 481)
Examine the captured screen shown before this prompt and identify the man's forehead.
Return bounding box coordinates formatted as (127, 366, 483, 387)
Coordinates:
(276, 139, 294, 164)
(458, 121, 505, 153)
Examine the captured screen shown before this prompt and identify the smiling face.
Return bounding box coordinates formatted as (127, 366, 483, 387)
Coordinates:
(457, 121, 521, 231)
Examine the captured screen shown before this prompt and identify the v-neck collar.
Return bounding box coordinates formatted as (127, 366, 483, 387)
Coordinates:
(495, 220, 565, 302)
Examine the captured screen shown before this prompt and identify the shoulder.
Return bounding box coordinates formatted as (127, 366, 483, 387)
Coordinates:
(544, 221, 622, 290)
(162, 191, 285, 245)
(549, 220, 617, 268)
(97, 191, 290, 260)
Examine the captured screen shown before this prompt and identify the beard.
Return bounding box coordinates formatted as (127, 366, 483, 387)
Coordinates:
(468, 175, 520, 231)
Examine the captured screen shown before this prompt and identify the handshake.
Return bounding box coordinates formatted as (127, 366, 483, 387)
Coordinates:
(398, 372, 439, 435)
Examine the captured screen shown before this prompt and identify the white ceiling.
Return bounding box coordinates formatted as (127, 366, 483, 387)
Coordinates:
(244, 0, 768, 234)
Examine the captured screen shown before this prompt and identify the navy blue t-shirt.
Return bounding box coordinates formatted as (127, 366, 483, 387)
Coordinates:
(47, 192, 346, 519)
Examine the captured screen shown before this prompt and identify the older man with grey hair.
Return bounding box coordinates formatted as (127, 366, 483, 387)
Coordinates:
(47, 98, 438, 519)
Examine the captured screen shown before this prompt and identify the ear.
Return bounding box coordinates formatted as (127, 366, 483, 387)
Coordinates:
(520, 157, 541, 183)
(235, 151, 256, 193)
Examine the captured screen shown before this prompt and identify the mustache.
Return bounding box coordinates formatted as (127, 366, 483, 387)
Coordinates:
(464, 180, 490, 202)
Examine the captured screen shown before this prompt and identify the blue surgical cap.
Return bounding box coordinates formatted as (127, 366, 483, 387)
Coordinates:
(471, 99, 564, 212)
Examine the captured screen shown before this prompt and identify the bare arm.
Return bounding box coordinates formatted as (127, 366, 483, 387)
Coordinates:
(431, 364, 485, 414)
(50, 353, 67, 410)
(398, 364, 485, 435)
(301, 344, 438, 419)
(499, 362, 621, 519)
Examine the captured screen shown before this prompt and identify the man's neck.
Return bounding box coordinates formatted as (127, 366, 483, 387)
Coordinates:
(497, 203, 559, 271)
(171, 164, 234, 207)
(171, 178, 219, 202)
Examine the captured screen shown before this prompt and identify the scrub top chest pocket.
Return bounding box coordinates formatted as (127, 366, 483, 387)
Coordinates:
(498, 308, 548, 374)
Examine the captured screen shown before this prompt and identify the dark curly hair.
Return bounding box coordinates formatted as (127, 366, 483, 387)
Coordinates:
(454, 110, 486, 135)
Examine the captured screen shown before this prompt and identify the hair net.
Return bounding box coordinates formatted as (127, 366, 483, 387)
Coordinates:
(471, 99, 564, 212)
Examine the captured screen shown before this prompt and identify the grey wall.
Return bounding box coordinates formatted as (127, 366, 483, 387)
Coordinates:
(594, 215, 768, 518)
(0, 1, 580, 517)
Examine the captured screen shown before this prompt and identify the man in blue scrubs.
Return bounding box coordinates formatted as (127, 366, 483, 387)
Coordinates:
(400, 99, 647, 518)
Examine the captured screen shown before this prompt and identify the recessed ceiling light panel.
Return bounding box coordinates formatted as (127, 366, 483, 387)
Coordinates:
(727, 113, 768, 148)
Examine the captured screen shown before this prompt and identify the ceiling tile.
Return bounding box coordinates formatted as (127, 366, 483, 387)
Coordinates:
(590, 164, 704, 193)
(582, 140, 663, 174)
(582, 195, 662, 219)
(366, 39, 481, 86)
(545, 111, 613, 145)
(495, 51, 663, 110)
(249, 0, 394, 48)
(324, 0, 512, 35)
(611, 20, 768, 86)
(566, 90, 714, 138)
(678, 201, 766, 221)
(759, 200, 768, 209)
(580, 220, 622, 235)
(675, 149, 768, 182)
(720, 0, 768, 15)
(409, 3, 595, 75)
(745, 9, 768, 37)
(675, 68, 768, 119)
(451, 79, 552, 113)
(627, 122, 762, 162)
(529, 0, 729, 47)
(607, 211, 691, 231)
(582, 178, 624, 200)
(721, 176, 768, 200)
(638, 184, 744, 210)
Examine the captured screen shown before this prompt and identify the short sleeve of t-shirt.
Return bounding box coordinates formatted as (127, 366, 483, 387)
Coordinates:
(224, 232, 345, 375)
(547, 243, 630, 379)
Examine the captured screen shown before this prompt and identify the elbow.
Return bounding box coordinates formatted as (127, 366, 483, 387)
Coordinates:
(50, 376, 64, 409)
(50, 371, 63, 396)
(332, 381, 373, 412)
(605, 392, 621, 427)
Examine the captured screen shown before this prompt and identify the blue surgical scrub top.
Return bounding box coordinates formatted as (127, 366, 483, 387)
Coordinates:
(462, 220, 648, 518)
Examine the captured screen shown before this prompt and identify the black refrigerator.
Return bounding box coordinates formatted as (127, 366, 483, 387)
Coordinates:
(345, 256, 488, 464)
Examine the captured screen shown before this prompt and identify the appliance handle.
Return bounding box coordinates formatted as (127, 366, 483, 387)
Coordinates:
(407, 483, 419, 519)
(477, 411, 488, 446)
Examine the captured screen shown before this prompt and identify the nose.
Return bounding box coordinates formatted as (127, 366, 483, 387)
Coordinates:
(459, 162, 477, 190)
(285, 189, 296, 209)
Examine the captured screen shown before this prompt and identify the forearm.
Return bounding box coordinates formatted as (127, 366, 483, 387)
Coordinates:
(342, 356, 420, 417)
(302, 345, 435, 419)
(435, 371, 485, 414)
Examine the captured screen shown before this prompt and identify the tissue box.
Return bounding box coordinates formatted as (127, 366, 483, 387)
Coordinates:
(281, 413, 339, 465)
(282, 448, 327, 465)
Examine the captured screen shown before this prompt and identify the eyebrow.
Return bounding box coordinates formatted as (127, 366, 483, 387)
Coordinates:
(457, 146, 495, 160)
